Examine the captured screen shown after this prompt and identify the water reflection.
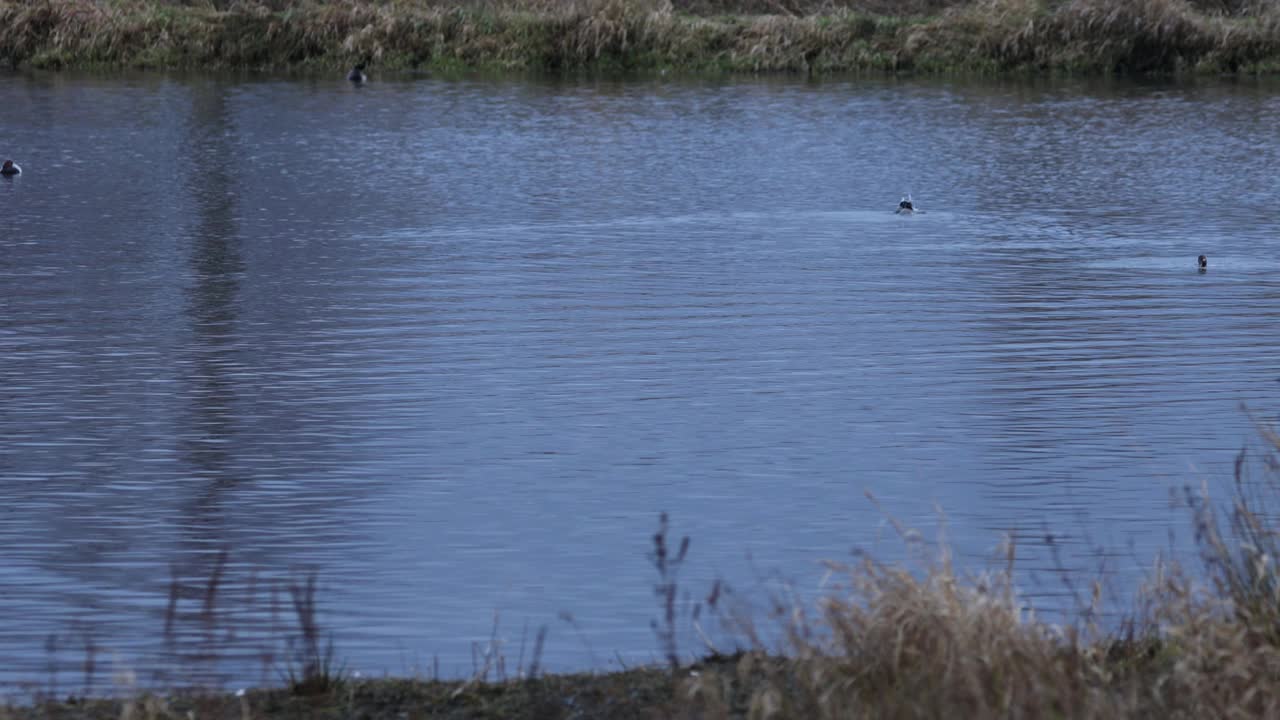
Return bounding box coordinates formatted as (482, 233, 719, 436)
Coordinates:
(170, 80, 252, 684)
(181, 80, 244, 524)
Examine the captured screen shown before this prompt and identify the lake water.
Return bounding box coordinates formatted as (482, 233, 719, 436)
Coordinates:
(3, 69, 1280, 695)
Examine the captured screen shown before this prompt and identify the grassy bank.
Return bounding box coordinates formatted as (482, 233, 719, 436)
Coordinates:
(5, 0, 1280, 76)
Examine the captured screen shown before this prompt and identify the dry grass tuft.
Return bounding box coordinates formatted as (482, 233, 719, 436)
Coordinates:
(1038, 0, 1216, 72)
(683, 540, 1123, 718)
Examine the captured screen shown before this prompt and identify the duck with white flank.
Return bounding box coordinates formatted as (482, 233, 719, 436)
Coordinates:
(0, 160, 20, 176)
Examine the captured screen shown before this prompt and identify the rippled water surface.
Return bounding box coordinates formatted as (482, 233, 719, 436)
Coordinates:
(3, 70, 1280, 692)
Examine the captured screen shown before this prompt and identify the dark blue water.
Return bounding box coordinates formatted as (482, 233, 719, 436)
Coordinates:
(3, 70, 1280, 694)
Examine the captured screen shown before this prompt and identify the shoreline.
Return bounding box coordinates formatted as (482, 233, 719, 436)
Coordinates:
(4, 0, 1280, 77)
(0, 667, 693, 719)
(0, 645, 1172, 719)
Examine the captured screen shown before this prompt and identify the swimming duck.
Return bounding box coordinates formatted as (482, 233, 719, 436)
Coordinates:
(1198, 255, 1207, 272)
(895, 196, 914, 214)
(0, 160, 19, 176)
(347, 64, 367, 84)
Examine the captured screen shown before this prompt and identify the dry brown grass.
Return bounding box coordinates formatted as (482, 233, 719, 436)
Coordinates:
(677, 547, 1280, 718)
(675, 422, 1280, 719)
(682, 536, 1121, 718)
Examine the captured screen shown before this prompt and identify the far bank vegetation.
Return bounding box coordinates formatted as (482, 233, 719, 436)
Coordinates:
(4, 0, 1280, 75)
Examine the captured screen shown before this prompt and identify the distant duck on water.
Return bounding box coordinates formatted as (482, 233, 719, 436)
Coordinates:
(896, 195, 915, 214)
(1198, 255, 1208, 272)
(347, 64, 367, 84)
(1, 160, 19, 176)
